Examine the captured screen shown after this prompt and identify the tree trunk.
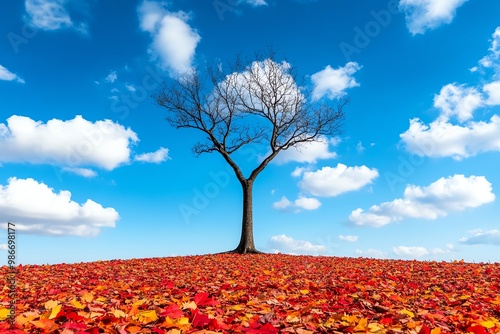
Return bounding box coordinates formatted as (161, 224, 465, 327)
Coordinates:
(230, 180, 262, 254)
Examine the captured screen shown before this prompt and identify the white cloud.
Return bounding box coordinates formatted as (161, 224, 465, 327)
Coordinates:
(0, 115, 139, 170)
(356, 141, 365, 153)
(0, 244, 7, 250)
(24, 0, 87, 33)
(294, 196, 322, 211)
(311, 62, 361, 100)
(0, 177, 118, 237)
(268, 234, 326, 255)
(400, 116, 500, 160)
(393, 246, 429, 258)
(431, 244, 455, 254)
(298, 163, 379, 197)
(138, 0, 201, 76)
(460, 229, 500, 246)
(243, 0, 267, 6)
(273, 196, 292, 210)
(483, 81, 500, 105)
(0, 65, 25, 83)
(105, 71, 117, 83)
(274, 136, 338, 164)
(134, 147, 170, 163)
(478, 27, 500, 76)
(349, 174, 495, 227)
(399, 0, 468, 35)
(272, 195, 321, 213)
(339, 235, 358, 242)
(355, 248, 387, 259)
(433, 83, 483, 122)
(62, 167, 97, 178)
(291, 166, 307, 178)
(125, 84, 136, 92)
(401, 28, 500, 160)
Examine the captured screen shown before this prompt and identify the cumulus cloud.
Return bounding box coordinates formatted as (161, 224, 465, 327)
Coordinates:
(0, 177, 118, 237)
(268, 234, 326, 255)
(339, 235, 358, 242)
(400, 116, 500, 160)
(0, 65, 25, 83)
(355, 248, 387, 259)
(134, 147, 170, 163)
(483, 81, 500, 105)
(0, 244, 7, 250)
(311, 62, 361, 100)
(460, 229, 500, 246)
(433, 83, 483, 122)
(399, 0, 468, 35)
(401, 28, 500, 159)
(0, 115, 139, 170)
(273, 195, 321, 213)
(393, 244, 455, 258)
(349, 174, 495, 227)
(478, 27, 500, 76)
(274, 136, 338, 164)
(393, 246, 429, 258)
(298, 163, 379, 197)
(138, 0, 201, 76)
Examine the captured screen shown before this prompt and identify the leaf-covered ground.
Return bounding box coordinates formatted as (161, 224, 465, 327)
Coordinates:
(1, 254, 499, 333)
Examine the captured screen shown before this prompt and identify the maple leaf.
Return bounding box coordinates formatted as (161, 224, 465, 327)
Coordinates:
(194, 292, 219, 307)
(160, 304, 184, 319)
(135, 309, 158, 324)
(192, 308, 210, 328)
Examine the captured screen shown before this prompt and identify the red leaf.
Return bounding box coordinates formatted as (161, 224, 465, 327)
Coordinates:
(466, 325, 487, 334)
(419, 324, 431, 334)
(62, 322, 88, 330)
(161, 279, 175, 289)
(192, 309, 210, 328)
(194, 292, 219, 307)
(160, 304, 184, 319)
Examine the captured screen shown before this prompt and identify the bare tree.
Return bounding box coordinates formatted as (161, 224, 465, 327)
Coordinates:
(154, 51, 347, 254)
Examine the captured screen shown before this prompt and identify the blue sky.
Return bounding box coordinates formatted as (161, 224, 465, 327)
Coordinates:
(1, 0, 499, 265)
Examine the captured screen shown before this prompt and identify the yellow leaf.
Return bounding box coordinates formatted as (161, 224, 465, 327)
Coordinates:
(353, 317, 368, 331)
(82, 292, 94, 303)
(300, 289, 309, 295)
(368, 323, 383, 332)
(44, 300, 59, 310)
(263, 270, 272, 275)
(0, 308, 11, 321)
(430, 328, 441, 334)
(113, 309, 127, 318)
(480, 320, 495, 329)
(285, 315, 300, 323)
(96, 297, 107, 302)
(137, 309, 158, 324)
(49, 304, 62, 319)
(182, 301, 197, 310)
(459, 295, 471, 300)
(400, 309, 415, 318)
(163, 316, 191, 330)
(70, 299, 86, 309)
